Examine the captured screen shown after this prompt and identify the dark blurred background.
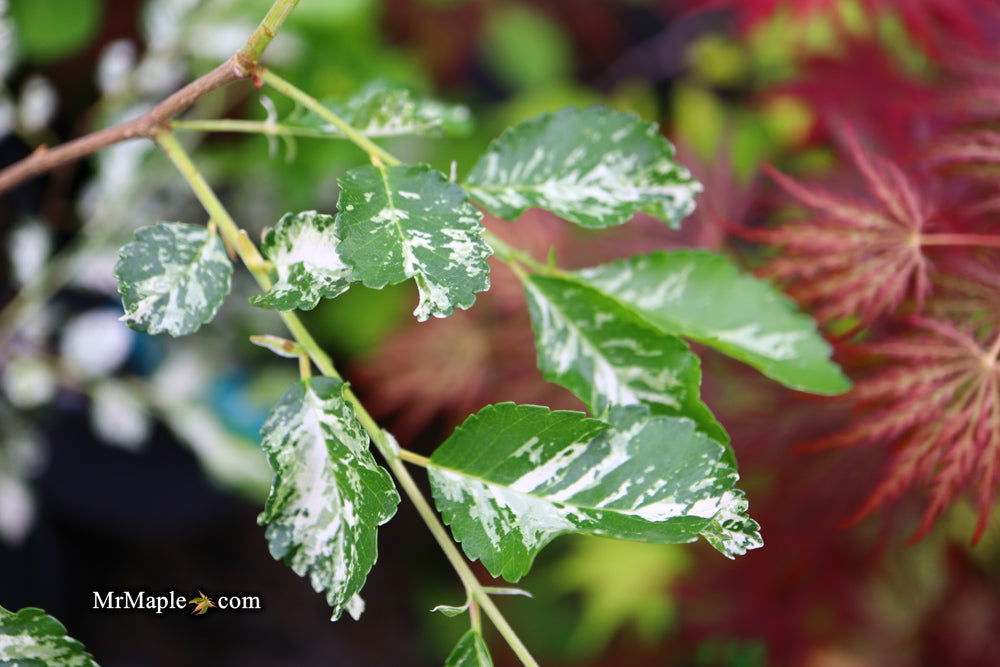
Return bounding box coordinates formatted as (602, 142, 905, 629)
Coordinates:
(2, 0, 1000, 665)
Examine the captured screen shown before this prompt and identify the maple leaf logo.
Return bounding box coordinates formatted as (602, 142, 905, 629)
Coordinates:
(806, 317, 1000, 544)
(748, 132, 934, 325)
(188, 591, 216, 616)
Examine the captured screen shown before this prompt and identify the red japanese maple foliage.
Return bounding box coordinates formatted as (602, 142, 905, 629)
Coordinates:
(756, 119, 1000, 542)
(679, 0, 995, 56)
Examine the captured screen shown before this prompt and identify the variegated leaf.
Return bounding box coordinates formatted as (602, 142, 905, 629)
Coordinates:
(335, 164, 491, 321)
(289, 83, 471, 138)
(114, 221, 232, 336)
(250, 211, 355, 311)
(575, 250, 851, 395)
(524, 274, 727, 443)
(0, 606, 98, 666)
(464, 106, 701, 229)
(698, 488, 763, 557)
(445, 629, 494, 667)
(428, 403, 760, 582)
(259, 377, 400, 620)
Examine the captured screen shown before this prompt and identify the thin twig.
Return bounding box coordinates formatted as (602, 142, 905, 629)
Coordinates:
(0, 0, 301, 195)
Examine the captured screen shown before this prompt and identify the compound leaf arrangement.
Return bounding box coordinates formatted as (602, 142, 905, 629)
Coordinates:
(0, 2, 849, 664)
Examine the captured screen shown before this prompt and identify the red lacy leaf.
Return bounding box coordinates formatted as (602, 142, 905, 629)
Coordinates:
(809, 317, 1000, 544)
(749, 132, 933, 324)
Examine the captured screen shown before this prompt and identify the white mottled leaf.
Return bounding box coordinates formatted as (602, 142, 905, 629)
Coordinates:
(575, 250, 850, 395)
(465, 106, 701, 229)
(445, 629, 494, 667)
(698, 488, 763, 558)
(335, 164, 491, 321)
(0, 606, 98, 666)
(251, 211, 355, 311)
(114, 221, 232, 336)
(289, 83, 471, 138)
(524, 274, 726, 442)
(259, 377, 400, 620)
(428, 403, 760, 582)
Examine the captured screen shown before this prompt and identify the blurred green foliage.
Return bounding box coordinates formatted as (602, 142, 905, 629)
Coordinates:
(9, 0, 102, 63)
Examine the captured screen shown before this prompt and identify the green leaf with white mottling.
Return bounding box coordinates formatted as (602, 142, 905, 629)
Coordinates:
(289, 83, 471, 138)
(464, 106, 701, 229)
(250, 211, 355, 311)
(698, 488, 763, 558)
(575, 250, 851, 395)
(259, 377, 400, 621)
(0, 606, 98, 667)
(428, 403, 759, 582)
(114, 221, 232, 336)
(445, 629, 494, 667)
(335, 164, 491, 321)
(524, 274, 727, 443)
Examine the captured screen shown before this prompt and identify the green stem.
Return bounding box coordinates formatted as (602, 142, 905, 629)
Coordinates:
(154, 127, 538, 667)
(483, 230, 563, 278)
(171, 119, 336, 138)
(261, 70, 401, 166)
(385, 455, 539, 667)
(399, 449, 430, 467)
(238, 0, 301, 68)
(170, 118, 437, 140)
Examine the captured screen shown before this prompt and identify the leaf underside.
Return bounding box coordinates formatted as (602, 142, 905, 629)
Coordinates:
(524, 274, 727, 442)
(114, 221, 232, 337)
(0, 606, 98, 667)
(251, 210, 355, 311)
(465, 106, 702, 229)
(428, 403, 761, 582)
(335, 164, 492, 321)
(259, 377, 400, 620)
(575, 249, 851, 395)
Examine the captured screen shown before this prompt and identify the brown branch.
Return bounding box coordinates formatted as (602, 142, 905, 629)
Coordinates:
(0, 0, 301, 196)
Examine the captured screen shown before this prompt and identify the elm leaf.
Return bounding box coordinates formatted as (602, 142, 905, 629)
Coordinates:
(288, 84, 471, 138)
(114, 221, 232, 337)
(0, 606, 98, 666)
(524, 274, 727, 442)
(251, 211, 355, 311)
(259, 377, 400, 621)
(445, 629, 494, 667)
(428, 403, 760, 582)
(575, 250, 851, 395)
(465, 106, 701, 229)
(335, 164, 491, 321)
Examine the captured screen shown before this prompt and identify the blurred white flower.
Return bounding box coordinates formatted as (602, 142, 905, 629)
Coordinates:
(1, 356, 56, 409)
(90, 380, 151, 451)
(18, 75, 57, 134)
(97, 39, 138, 96)
(60, 309, 133, 380)
(8, 220, 52, 286)
(0, 472, 34, 545)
